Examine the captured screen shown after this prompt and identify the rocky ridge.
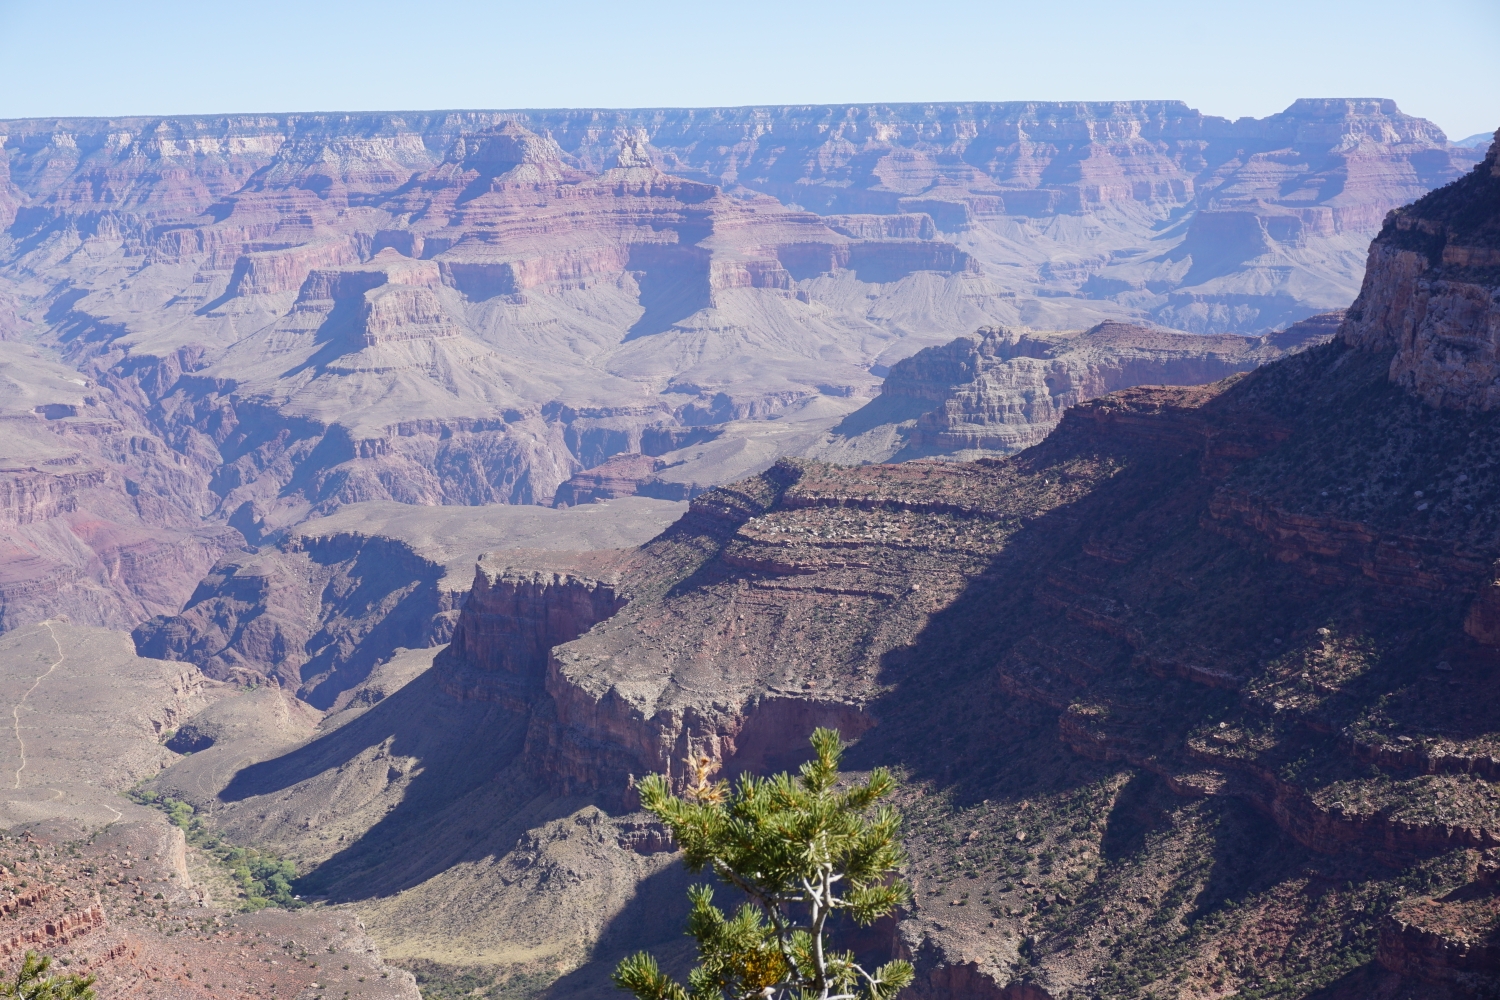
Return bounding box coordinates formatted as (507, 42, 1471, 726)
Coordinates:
(821, 314, 1343, 462)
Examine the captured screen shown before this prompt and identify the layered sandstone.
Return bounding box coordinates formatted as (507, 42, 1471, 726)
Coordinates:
(440, 552, 629, 707)
(421, 310, 1500, 995)
(551, 453, 704, 506)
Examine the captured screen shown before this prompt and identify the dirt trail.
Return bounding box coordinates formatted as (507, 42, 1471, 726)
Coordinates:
(11, 619, 64, 789)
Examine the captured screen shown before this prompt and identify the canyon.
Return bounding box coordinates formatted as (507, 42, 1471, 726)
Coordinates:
(0, 99, 1480, 633)
(86, 133, 1500, 999)
(0, 108, 1495, 1000)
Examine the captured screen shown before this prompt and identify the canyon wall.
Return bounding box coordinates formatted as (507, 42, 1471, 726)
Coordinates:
(407, 142, 1500, 993)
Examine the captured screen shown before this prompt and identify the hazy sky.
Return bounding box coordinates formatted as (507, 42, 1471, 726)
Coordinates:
(1, 0, 1496, 138)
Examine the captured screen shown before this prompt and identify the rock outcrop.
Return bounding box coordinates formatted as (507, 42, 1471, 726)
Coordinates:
(441, 553, 628, 707)
(552, 453, 703, 507)
(1341, 129, 1500, 411)
(825, 315, 1339, 460)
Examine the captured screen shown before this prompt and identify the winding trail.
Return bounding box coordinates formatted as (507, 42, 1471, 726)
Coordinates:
(12, 620, 64, 789)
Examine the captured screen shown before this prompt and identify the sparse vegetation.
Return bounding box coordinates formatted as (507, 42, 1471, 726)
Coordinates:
(128, 788, 301, 910)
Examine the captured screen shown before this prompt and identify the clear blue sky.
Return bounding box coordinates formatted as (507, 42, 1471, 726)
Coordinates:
(1, 0, 1496, 139)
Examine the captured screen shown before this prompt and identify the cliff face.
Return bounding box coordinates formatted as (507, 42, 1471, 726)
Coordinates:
(131, 531, 457, 704)
(441, 555, 628, 708)
(551, 452, 703, 507)
(1341, 130, 1500, 411)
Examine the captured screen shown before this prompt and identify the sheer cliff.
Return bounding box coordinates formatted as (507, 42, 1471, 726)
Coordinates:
(1340, 128, 1500, 411)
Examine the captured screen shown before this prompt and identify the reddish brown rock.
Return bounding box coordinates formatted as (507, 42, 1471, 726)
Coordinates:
(0, 821, 418, 1000)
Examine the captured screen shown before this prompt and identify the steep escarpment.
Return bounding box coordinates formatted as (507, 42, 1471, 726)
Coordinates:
(156, 348, 1500, 996)
(440, 553, 629, 707)
(2, 116, 980, 530)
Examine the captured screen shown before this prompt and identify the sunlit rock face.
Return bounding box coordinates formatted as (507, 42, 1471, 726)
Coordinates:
(1341, 130, 1500, 411)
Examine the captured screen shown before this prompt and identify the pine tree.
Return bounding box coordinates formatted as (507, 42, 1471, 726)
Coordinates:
(1, 952, 95, 1000)
(613, 728, 914, 1000)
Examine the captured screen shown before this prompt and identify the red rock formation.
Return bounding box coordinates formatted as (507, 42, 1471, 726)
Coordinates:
(0, 101, 1475, 593)
(552, 454, 665, 507)
(551, 453, 704, 507)
(1378, 858, 1500, 991)
(0, 821, 418, 1000)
